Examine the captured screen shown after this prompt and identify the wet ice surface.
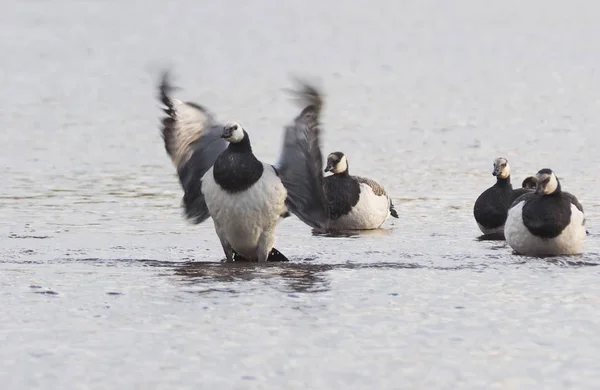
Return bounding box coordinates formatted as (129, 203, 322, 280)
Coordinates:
(3, 0, 600, 388)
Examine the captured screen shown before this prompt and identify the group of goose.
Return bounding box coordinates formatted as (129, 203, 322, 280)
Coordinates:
(156, 71, 586, 261)
(474, 157, 586, 256)
(157, 71, 398, 262)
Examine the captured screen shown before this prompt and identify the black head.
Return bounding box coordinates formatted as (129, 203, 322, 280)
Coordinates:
(325, 152, 348, 174)
(522, 176, 537, 189)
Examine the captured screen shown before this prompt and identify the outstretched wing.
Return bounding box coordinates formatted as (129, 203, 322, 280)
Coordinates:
(276, 80, 329, 229)
(158, 71, 227, 224)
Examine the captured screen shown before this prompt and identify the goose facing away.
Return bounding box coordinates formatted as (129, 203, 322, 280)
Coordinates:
(505, 169, 586, 256)
(473, 157, 533, 236)
(522, 176, 537, 189)
(158, 72, 328, 262)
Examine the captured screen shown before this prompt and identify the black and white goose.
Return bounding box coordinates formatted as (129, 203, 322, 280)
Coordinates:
(473, 157, 533, 236)
(277, 84, 398, 231)
(505, 169, 586, 256)
(158, 72, 327, 262)
(320, 152, 398, 230)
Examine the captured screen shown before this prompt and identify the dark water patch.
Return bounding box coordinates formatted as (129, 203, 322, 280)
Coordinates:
(34, 290, 58, 295)
(9, 234, 51, 239)
(183, 288, 239, 295)
(73, 258, 179, 269)
(311, 228, 392, 238)
(169, 260, 485, 293)
(509, 255, 600, 268)
(0, 195, 56, 200)
(173, 261, 332, 293)
(543, 258, 600, 268)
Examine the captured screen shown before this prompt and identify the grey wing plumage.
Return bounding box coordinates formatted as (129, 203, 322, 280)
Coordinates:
(158, 71, 227, 224)
(355, 176, 387, 196)
(275, 80, 329, 229)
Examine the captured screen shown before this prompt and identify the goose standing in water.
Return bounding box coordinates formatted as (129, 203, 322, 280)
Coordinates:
(473, 157, 533, 237)
(158, 72, 327, 262)
(505, 169, 586, 256)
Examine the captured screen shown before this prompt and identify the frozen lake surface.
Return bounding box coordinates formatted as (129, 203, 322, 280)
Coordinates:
(2, 0, 600, 388)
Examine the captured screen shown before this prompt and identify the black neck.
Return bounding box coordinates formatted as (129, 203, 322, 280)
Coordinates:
(495, 175, 511, 187)
(227, 131, 252, 153)
(212, 131, 263, 193)
(547, 180, 562, 195)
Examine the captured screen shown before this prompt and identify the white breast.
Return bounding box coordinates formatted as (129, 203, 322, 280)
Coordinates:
(201, 164, 288, 259)
(505, 201, 586, 256)
(329, 183, 391, 230)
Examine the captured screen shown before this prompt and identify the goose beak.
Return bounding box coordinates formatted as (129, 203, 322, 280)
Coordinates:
(324, 163, 333, 173)
(535, 184, 544, 195)
(221, 128, 232, 139)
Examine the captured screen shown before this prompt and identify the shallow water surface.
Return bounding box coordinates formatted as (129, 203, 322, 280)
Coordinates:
(2, 0, 600, 389)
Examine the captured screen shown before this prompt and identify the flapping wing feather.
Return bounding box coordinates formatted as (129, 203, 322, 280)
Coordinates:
(276, 80, 329, 229)
(158, 71, 227, 223)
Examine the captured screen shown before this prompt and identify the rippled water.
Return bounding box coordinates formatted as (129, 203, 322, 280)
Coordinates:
(3, 0, 600, 388)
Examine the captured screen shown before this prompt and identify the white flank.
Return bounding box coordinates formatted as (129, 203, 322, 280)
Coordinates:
(505, 201, 586, 256)
(329, 183, 391, 230)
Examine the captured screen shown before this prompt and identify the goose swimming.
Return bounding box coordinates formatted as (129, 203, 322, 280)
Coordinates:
(505, 169, 586, 256)
(321, 152, 398, 230)
(277, 84, 398, 232)
(158, 72, 327, 262)
(473, 157, 533, 236)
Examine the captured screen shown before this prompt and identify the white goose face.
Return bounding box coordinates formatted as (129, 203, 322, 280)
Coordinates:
(535, 169, 559, 195)
(221, 121, 245, 143)
(325, 152, 348, 174)
(492, 157, 510, 179)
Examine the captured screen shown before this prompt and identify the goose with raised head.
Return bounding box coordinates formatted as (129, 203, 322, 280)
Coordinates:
(473, 157, 533, 236)
(158, 72, 328, 262)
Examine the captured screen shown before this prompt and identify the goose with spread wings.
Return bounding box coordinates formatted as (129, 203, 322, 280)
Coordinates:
(158, 72, 328, 262)
(277, 84, 399, 232)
